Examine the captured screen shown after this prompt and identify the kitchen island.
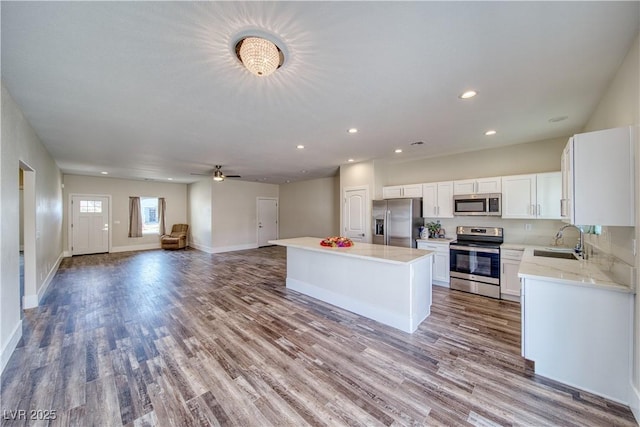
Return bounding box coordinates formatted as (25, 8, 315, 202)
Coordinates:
(268, 237, 434, 333)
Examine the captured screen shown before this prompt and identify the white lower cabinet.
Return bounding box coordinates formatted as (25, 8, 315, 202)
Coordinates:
(521, 276, 632, 404)
(417, 240, 450, 287)
(500, 248, 523, 301)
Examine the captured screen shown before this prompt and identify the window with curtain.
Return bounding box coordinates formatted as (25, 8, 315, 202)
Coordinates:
(129, 196, 166, 236)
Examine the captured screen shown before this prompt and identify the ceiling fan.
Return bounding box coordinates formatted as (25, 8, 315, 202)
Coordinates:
(191, 165, 241, 182)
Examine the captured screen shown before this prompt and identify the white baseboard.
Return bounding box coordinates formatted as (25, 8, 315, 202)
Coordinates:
(111, 243, 161, 253)
(0, 320, 22, 374)
(37, 253, 63, 302)
(190, 242, 258, 254)
(23, 252, 64, 309)
(629, 380, 640, 424)
(210, 243, 259, 253)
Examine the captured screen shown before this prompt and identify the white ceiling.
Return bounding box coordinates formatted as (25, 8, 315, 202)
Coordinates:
(2, 2, 639, 184)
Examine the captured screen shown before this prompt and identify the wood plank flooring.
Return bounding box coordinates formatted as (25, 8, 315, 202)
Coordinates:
(1, 246, 636, 426)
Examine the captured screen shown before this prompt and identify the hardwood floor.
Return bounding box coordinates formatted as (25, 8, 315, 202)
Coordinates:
(1, 246, 636, 426)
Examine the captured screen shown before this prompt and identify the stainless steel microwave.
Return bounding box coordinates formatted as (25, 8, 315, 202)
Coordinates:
(453, 193, 502, 216)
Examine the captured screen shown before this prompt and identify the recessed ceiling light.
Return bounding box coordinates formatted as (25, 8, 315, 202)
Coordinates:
(394, 149, 403, 153)
(347, 158, 355, 162)
(549, 115, 568, 123)
(100, 171, 108, 175)
(348, 128, 358, 134)
(167, 178, 173, 181)
(459, 90, 477, 99)
(296, 144, 304, 149)
(485, 130, 497, 136)
(301, 169, 307, 174)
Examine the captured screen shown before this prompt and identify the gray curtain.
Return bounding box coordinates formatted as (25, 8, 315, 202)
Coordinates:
(128, 196, 142, 238)
(158, 197, 166, 236)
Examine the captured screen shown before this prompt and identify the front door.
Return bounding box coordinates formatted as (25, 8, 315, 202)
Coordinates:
(343, 187, 368, 242)
(71, 195, 110, 255)
(257, 197, 278, 247)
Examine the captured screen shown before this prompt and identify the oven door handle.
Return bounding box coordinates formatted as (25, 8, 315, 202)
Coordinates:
(450, 245, 500, 254)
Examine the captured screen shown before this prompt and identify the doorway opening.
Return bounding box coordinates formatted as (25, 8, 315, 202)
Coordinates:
(19, 161, 36, 310)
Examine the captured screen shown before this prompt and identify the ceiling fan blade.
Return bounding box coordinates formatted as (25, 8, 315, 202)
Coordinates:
(190, 172, 213, 176)
(225, 175, 241, 178)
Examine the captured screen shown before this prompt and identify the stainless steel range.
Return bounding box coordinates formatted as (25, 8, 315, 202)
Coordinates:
(449, 226, 503, 299)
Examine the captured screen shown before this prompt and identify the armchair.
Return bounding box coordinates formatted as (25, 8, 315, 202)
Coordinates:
(160, 224, 189, 250)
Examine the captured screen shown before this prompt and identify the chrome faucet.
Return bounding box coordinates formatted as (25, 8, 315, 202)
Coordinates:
(554, 224, 584, 256)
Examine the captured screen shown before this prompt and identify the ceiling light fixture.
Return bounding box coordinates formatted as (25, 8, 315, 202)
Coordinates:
(347, 158, 355, 162)
(348, 128, 358, 134)
(395, 149, 403, 153)
(213, 169, 225, 182)
(235, 36, 284, 77)
(296, 145, 305, 149)
(485, 130, 497, 136)
(459, 90, 477, 99)
(100, 171, 108, 175)
(549, 115, 568, 123)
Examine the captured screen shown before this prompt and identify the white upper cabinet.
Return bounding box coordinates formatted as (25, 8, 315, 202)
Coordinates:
(502, 172, 561, 219)
(422, 181, 454, 218)
(382, 184, 423, 199)
(536, 172, 562, 219)
(562, 126, 635, 226)
(453, 177, 502, 195)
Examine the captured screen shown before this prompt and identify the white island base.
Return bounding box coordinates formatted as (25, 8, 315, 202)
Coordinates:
(269, 237, 434, 333)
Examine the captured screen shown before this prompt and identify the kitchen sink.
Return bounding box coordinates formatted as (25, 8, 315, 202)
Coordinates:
(533, 249, 578, 260)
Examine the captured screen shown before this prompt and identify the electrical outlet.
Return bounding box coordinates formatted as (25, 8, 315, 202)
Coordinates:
(525, 224, 532, 231)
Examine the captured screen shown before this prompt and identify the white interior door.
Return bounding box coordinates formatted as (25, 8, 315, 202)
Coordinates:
(343, 187, 368, 242)
(72, 195, 110, 255)
(257, 198, 278, 247)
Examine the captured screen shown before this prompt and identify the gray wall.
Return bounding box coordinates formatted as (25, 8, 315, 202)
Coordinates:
(279, 176, 339, 239)
(188, 178, 279, 253)
(62, 174, 188, 253)
(1, 84, 63, 372)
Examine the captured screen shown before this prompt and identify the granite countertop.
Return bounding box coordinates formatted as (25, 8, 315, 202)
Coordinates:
(269, 237, 435, 265)
(514, 244, 635, 293)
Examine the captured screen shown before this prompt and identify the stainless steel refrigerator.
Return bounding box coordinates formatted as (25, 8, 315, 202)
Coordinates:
(372, 198, 422, 248)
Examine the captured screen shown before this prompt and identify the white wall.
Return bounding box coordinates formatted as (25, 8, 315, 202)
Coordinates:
(582, 32, 640, 418)
(187, 178, 213, 252)
(62, 175, 187, 253)
(279, 176, 339, 239)
(1, 84, 63, 373)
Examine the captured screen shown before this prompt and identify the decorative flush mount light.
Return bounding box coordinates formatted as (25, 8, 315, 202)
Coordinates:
(485, 130, 497, 136)
(235, 36, 284, 77)
(459, 90, 477, 99)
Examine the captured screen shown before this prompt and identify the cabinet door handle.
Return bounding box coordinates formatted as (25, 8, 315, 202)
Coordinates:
(433, 206, 437, 215)
(537, 204, 541, 216)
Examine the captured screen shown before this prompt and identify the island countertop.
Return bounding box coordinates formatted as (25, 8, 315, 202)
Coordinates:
(268, 237, 433, 265)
